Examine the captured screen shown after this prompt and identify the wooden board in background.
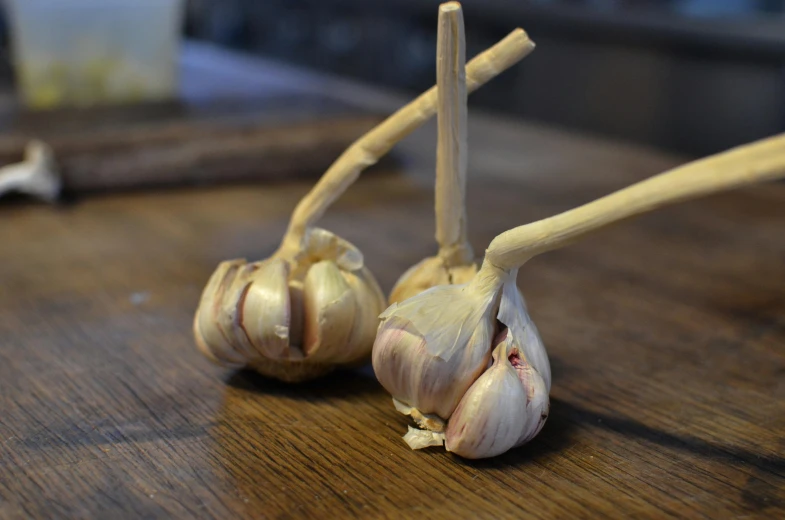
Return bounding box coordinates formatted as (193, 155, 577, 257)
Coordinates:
(0, 95, 387, 193)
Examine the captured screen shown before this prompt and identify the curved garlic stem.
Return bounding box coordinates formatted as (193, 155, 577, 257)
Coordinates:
(435, 2, 473, 268)
(276, 28, 536, 256)
(469, 257, 507, 293)
(485, 132, 785, 272)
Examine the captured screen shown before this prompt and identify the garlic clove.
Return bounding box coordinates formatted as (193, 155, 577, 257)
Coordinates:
(372, 317, 427, 410)
(504, 335, 550, 446)
(193, 259, 247, 367)
(444, 330, 549, 459)
(288, 280, 305, 349)
(342, 267, 386, 364)
(488, 328, 550, 447)
(444, 339, 527, 459)
(239, 258, 292, 359)
(302, 260, 357, 363)
(217, 262, 266, 361)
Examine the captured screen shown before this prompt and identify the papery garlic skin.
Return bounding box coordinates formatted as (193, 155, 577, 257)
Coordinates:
(373, 266, 504, 418)
(194, 228, 385, 382)
(372, 312, 494, 419)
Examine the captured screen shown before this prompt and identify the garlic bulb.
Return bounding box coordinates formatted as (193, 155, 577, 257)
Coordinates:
(195, 227, 385, 382)
(389, 2, 478, 305)
(194, 21, 537, 382)
(377, 4, 548, 454)
(374, 131, 785, 458)
(373, 260, 551, 458)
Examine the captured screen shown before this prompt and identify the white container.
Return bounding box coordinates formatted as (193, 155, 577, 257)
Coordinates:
(5, 0, 185, 109)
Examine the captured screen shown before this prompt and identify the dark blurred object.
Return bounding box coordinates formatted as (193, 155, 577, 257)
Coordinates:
(184, 0, 785, 156)
(0, 96, 385, 193)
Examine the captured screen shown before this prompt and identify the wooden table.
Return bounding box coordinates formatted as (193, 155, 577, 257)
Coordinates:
(2, 43, 784, 519)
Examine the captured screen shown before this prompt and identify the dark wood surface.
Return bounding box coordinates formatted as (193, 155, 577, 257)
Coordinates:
(1, 46, 785, 519)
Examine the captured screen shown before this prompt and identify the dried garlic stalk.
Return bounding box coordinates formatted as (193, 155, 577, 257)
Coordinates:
(194, 23, 537, 382)
(374, 132, 785, 458)
(389, 3, 478, 304)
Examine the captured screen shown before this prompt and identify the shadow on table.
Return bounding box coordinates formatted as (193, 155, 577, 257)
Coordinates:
(223, 353, 784, 511)
(562, 399, 785, 512)
(224, 364, 384, 402)
(459, 395, 784, 511)
(448, 398, 579, 471)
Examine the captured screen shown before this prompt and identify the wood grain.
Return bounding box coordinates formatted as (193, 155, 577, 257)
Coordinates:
(1, 120, 784, 517)
(0, 37, 783, 520)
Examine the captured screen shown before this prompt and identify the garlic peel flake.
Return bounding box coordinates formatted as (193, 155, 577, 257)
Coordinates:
(301, 227, 364, 272)
(403, 426, 446, 450)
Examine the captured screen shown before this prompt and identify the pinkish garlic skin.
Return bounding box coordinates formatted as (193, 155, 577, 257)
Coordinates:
(507, 338, 550, 446)
(372, 315, 495, 420)
(444, 328, 550, 459)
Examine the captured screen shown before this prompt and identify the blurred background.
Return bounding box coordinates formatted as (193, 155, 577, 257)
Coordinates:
(0, 0, 782, 174)
(180, 0, 785, 156)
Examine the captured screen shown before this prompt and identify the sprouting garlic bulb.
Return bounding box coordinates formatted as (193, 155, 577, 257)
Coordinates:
(374, 129, 785, 460)
(193, 17, 537, 381)
(389, 1, 476, 305)
(195, 227, 385, 382)
(372, 260, 551, 458)
(192, 17, 538, 383)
